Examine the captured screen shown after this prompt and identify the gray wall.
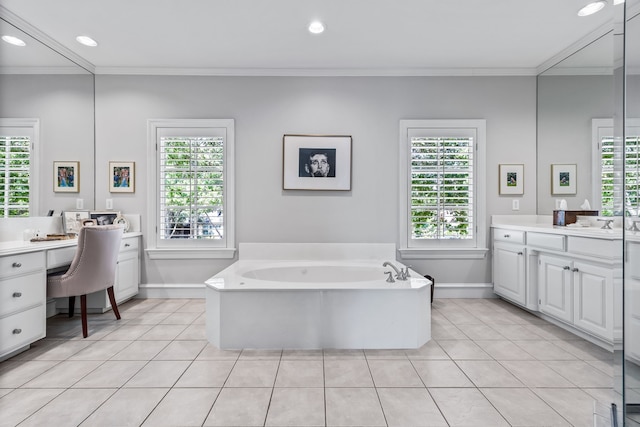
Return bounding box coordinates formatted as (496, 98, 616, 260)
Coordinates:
(95, 75, 537, 285)
(0, 74, 95, 214)
(537, 74, 614, 214)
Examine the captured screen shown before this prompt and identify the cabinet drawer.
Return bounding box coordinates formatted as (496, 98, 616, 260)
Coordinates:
(47, 246, 77, 270)
(528, 232, 566, 251)
(568, 236, 621, 259)
(493, 229, 525, 244)
(0, 305, 45, 355)
(0, 252, 45, 279)
(0, 271, 46, 317)
(120, 237, 139, 252)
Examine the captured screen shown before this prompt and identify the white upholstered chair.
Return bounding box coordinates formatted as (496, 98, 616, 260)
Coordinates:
(47, 224, 124, 338)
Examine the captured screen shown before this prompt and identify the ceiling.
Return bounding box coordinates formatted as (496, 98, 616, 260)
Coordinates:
(0, 0, 621, 76)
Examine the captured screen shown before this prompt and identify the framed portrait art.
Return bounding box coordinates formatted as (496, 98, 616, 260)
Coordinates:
(109, 161, 135, 193)
(53, 161, 79, 192)
(551, 164, 577, 195)
(62, 210, 89, 234)
(499, 164, 524, 195)
(283, 134, 352, 190)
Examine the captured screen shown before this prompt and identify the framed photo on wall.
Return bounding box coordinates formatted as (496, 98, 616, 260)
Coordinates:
(499, 164, 524, 195)
(551, 164, 577, 195)
(283, 134, 352, 190)
(53, 161, 79, 192)
(109, 161, 135, 193)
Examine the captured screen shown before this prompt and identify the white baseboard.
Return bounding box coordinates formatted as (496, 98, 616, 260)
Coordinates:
(434, 282, 496, 299)
(139, 282, 494, 299)
(138, 283, 206, 299)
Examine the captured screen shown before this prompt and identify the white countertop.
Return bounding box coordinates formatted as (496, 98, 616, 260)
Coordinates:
(491, 222, 623, 240)
(0, 232, 142, 257)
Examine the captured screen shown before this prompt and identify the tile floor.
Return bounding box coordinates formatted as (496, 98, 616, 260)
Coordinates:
(0, 297, 633, 426)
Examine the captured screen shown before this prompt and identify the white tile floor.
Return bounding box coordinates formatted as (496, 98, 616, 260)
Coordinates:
(0, 297, 628, 426)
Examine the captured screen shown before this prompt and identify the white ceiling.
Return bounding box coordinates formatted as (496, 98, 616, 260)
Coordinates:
(0, 0, 622, 76)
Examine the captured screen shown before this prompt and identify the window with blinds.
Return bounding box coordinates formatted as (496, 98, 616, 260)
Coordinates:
(0, 135, 31, 217)
(159, 136, 224, 240)
(148, 119, 234, 258)
(410, 136, 474, 240)
(399, 119, 486, 256)
(0, 119, 38, 218)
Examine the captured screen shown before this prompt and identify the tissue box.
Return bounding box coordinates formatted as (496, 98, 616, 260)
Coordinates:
(553, 210, 599, 226)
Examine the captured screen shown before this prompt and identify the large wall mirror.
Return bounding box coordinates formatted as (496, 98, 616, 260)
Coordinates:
(0, 16, 95, 216)
(537, 31, 614, 215)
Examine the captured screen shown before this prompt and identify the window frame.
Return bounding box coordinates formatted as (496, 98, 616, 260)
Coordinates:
(146, 118, 235, 259)
(0, 118, 39, 217)
(398, 119, 487, 259)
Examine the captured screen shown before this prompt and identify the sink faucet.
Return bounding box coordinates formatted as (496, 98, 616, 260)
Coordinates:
(597, 218, 614, 229)
(383, 261, 407, 280)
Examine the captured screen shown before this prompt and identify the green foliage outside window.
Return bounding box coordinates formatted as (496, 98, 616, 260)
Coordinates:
(0, 136, 30, 217)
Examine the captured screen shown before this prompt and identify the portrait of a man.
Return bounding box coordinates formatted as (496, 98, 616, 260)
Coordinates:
(298, 148, 336, 178)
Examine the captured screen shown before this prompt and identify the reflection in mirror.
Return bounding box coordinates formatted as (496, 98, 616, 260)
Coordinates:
(0, 17, 94, 216)
(624, 7, 640, 424)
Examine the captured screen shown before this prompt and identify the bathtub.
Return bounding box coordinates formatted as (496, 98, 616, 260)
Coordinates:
(205, 243, 432, 349)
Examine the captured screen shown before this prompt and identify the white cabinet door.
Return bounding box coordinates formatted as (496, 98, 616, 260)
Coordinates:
(539, 254, 573, 323)
(115, 251, 139, 302)
(572, 261, 613, 340)
(493, 242, 526, 306)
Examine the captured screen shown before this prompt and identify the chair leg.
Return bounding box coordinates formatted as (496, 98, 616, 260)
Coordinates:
(68, 296, 75, 318)
(80, 294, 88, 338)
(107, 286, 121, 320)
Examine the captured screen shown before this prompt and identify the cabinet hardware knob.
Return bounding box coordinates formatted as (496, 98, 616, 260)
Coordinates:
(563, 266, 571, 270)
(12, 262, 22, 268)
(13, 328, 22, 334)
(504, 234, 510, 238)
(12, 292, 22, 298)
(517, 252, 523, 256)
(124, 243, 130, 247)
(572, 268, 579, 272)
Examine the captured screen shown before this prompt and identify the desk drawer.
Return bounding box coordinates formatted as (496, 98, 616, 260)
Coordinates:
(0, 305, 45, 355)
(120, 237, 139, 252)
(493, 229, 525, 244)
(0, 271, 46, 317)
(0, 252, 45, 278)
(527, 232, 566, 251)
(47, 246, 77, 269)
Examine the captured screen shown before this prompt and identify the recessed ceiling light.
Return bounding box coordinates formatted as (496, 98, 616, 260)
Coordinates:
(2, 35, 26, 46)
(76, 35, 98, 47)
(577, 1, 606, 16)
(308, 21, 325, 34)
(613, 0, 624, 5)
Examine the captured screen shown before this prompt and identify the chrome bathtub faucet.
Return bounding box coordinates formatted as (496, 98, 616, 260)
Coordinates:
(384, 271, 395, 283)
(383, 261, 407, 280)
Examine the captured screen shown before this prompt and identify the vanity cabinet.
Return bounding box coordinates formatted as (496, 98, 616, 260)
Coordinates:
(492, 223, 621, 347)
(625, 240, 640, 362)
(0, 252, 47, 359)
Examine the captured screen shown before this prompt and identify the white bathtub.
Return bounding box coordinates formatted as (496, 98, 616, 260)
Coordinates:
(205, 243, 432, 349)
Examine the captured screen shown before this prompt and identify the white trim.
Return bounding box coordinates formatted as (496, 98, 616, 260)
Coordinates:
(138, 283, 206, 299)
(399, 248, 488, 259)
(146, 118, 235, 259)
(93, 66, 538, 77)
(434, 283, 496, 299)
(0, 118, 39, 216)
(398, 119, 487, 255)
(145, 248, 236, 260)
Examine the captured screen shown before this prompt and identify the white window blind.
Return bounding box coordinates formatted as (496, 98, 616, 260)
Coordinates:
(399, 119, 486, 258)
(0, 119, 38, 218)
(159, 135, 225, 240)
(410, 135, 474, 240)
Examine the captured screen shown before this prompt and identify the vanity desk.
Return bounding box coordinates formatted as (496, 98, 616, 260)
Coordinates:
(491, 215, 622, 350)
(0, 232, 142, 360)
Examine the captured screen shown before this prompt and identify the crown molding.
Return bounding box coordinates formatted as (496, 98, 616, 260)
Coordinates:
(0, 5, 96, 74)
(93, 66, 538, 77)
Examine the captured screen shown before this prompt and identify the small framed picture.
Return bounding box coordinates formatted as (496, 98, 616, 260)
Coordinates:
(109, 161, 135, 193)
(53, 161, 79, 192)
(62, 211, 90, 234)
(90, 211, 120, 225)
(283, 134, 352, 190)
(551, 164, 577, 195)
(499, 164, 524, 195)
